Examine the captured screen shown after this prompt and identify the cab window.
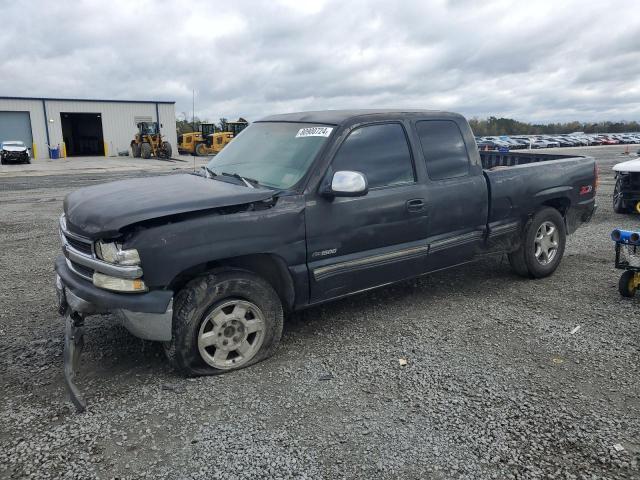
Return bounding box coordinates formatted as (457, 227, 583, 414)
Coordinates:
(416, 120, 470, 180)
(331, 123, 415, 188)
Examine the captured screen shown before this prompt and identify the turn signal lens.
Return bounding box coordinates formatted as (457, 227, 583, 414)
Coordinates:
(93, 273, 147, 292)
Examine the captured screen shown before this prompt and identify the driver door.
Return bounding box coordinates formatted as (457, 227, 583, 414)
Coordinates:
(305, 122, 429, 303)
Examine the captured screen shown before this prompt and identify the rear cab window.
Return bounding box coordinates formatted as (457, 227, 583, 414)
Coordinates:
(416, 120, 470, 180)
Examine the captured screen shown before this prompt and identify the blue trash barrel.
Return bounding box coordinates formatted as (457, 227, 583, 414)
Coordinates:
(49, 147, 60, 159)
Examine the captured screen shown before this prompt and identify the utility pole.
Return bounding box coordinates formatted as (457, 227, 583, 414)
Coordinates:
(192, 89, 196, 172)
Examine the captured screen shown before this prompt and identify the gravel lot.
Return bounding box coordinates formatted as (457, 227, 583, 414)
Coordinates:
(0, 146, 638, 479)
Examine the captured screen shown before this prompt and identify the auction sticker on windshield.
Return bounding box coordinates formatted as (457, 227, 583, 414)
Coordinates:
(296, 127, 333, 138)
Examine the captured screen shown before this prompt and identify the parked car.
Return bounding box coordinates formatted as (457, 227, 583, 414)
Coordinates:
(477, 138, 511, 150)
(545, 136, 573, 147)
(1, 140, 31, 164)
(498, 136, 527, 149)
(599, 136, 619, 145)
(613, 158, 640, 213)
(55, 109, 598, 409)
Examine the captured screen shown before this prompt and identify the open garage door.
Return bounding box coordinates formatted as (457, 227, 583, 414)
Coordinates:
(61, 112, 105, 156)
(0, 111, 33, 148)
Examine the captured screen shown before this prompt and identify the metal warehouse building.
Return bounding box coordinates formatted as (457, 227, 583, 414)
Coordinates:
(0, 96, 177, 159)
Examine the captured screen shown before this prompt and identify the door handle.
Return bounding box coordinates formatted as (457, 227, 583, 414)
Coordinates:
(406, 198, 425, 212)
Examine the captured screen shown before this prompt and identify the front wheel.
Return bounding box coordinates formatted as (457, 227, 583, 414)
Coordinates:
(131, 143, 141, 158)
(613, 178, 628, 214)
(164, 270, 284, 376)
(140, 142, 152, 159)
(619, 271, 637, 298)
(195, 143, 207, 156)
(508, 207, 566, 278)
(161, 141, 172, 158)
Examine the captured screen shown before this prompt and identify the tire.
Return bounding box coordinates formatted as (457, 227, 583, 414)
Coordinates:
(508, 207, 566, 278)
(1, 158, 5, 165)
(164, 270, 284, 376)
(613, 178, 628, 214)
(618, 271, 637, 298)
(140, 143, 152, 159)
(195, 143, 207, 156)
(161, 141, 172, 159)
(132, 143, 141, 158)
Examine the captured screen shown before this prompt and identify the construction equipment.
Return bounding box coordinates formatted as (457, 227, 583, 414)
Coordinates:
(177, 118, 249, 156)
(131, 122, 173, 159)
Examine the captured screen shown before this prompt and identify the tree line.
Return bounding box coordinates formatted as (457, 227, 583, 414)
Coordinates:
(175, 115, 639, 136)
(468, 117, 640, 136)
(176, 117, 230, 135)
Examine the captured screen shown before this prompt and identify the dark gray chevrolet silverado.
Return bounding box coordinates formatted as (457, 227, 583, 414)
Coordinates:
(55, 110, 597, 407)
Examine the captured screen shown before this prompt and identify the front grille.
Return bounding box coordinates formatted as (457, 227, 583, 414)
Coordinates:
(66, 236, 93, 255)
(69, 261, 94, 279)
(59, 215, 95, 281)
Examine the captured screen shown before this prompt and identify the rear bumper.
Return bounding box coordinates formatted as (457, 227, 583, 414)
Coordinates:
(55, 256, 173, 341)
(620, 190, 640, 206)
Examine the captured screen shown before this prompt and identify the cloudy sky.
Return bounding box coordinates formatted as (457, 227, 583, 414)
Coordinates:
(1, 0, 639, 123)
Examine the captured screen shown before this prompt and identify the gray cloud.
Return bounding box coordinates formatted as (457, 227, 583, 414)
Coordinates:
(0, 0, 638, 123)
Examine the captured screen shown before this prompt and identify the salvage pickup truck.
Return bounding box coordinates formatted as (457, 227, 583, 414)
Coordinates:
(55, 110, 597, 406)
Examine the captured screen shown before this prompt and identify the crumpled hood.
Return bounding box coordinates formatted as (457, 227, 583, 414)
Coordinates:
(63, 173, 275, 239)
(2, 145, 28, 152)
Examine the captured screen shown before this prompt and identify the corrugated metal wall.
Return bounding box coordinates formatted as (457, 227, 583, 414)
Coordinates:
(0, 98, 176, 159)
(0, 98, 47, 157)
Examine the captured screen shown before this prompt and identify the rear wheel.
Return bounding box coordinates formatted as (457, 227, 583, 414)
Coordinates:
(140, 142, 152, 159)
(619, 271, 637, 297)
(164, 270, 283, 376)
(613, 178, 628, 214)
(161, 141, 172, 159)
(509, 207, 566, 278)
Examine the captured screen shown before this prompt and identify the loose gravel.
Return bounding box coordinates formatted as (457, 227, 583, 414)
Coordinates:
(0, 146, 638, 479)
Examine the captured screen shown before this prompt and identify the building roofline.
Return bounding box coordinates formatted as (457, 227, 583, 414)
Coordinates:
(0, 96, 175, 105)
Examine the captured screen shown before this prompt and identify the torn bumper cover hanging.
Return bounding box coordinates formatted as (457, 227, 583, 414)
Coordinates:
(56, 276, 93, 413)
(57, 274, 89, 413)
(64, 312, 87, 412)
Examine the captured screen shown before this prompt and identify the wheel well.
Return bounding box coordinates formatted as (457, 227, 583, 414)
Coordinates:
(169, 254, 295, 311)
(541, 197, 570, 216)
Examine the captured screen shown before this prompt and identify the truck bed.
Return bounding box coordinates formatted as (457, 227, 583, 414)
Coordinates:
(480, 151, 597, 235)
(479, 150, 582, 169)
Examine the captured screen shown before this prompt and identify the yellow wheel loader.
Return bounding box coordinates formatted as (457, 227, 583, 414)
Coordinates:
(177, 119, 249, 156)
(131, 122, 173, 159)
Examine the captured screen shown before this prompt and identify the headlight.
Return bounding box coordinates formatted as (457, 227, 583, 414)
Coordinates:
(95, 241, 141, 266)
(93, 272, 147, 292)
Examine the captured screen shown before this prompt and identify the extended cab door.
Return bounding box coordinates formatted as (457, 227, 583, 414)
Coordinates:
(412, 119, 489, 271)
(305, 121, 429, 303)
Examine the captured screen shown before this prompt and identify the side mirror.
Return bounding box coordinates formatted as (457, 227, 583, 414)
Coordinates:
(323, 170, 368, 197)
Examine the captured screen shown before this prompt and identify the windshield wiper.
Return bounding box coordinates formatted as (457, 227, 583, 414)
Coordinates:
(221, 172, 259, 188)
(200, 165, 217, 179)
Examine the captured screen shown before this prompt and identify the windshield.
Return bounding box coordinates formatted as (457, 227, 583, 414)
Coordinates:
(207, 122, 333, 189)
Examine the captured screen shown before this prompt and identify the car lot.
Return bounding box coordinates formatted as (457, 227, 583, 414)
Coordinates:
(0, 145, 638, 479)
(476, 133, 640, 151)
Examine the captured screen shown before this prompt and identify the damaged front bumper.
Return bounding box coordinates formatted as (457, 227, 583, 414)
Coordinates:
(55, 256, 173, 412)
